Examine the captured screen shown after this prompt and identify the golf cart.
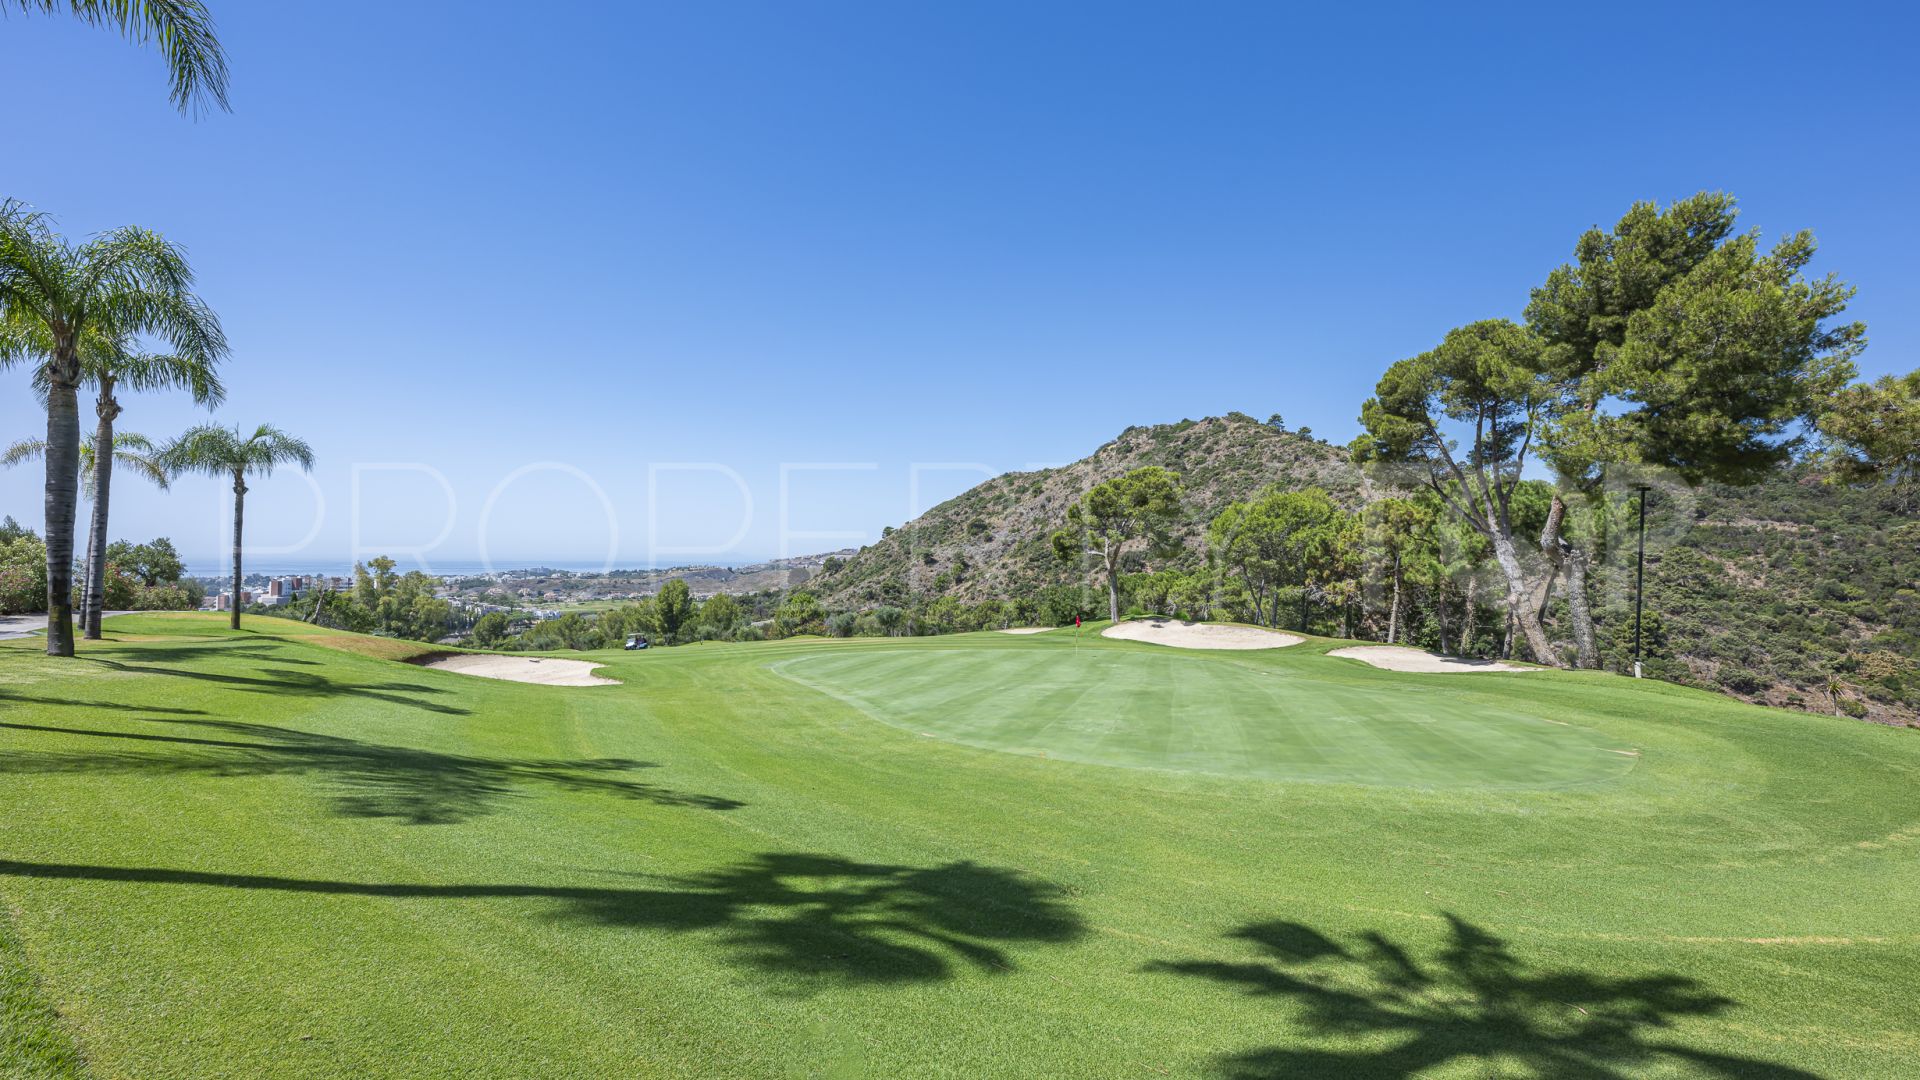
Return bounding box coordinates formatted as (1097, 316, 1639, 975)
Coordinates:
(624, 634, 649, 651)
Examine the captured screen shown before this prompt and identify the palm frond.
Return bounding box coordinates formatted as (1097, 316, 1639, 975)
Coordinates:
(104, 346, 226, 407)
(156, 421, 240, 479)
(11, 1, 230, 115)
(73, 226, 195, 312)
(108, 431, 171, 490)
(0, 438, 48, 469)
(0, 202, 68, 325)
(244, 423, 315, 474)
(114, 290, 228, 375)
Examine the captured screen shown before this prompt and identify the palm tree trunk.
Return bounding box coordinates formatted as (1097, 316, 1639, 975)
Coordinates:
(230, 473, 246, 631)
(43, 365, 82, 658)
(83, 381, 120, 639)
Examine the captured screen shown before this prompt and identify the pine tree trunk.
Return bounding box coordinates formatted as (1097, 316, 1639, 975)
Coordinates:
(1434, 588, 1452, 654)
(230, 474, 247, 631)
(1564, 543, 1600, 669)
(1105, 563, 1119, 624)
(42, 354, 82, 658)
(1490, 529, 1558, 665)
(83, 381, 120, 640)
(1386, 555, 1401, 644)
(1461, 577, 1480, 657)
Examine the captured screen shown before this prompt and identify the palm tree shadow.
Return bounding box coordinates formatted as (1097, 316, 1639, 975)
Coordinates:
(0, 716, 743, 823)
(100, 641, 320, 666)
(79, 655, 469, 715)
(0, 852, 1083, 985)
(565, 853, 1084, 984)
(0, 690, 208, 715)
(1147, 915, 1826, 1079)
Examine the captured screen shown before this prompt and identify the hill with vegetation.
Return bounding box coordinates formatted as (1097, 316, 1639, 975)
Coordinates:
(1639, 471, 1919, 724)
(811, 414, 1918, 726)
(814, 413, 1364, 608)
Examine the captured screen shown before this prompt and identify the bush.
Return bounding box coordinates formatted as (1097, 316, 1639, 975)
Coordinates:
(133, 583, 195, 611)
(0, 531, 47, 614)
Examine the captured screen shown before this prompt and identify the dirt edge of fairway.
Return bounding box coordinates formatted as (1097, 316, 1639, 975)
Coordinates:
(1328, 645, 1533, 673)
(414, 653, 620, 686)
(996, 627, 1054, 635)
(1101, 617, 1302, 650)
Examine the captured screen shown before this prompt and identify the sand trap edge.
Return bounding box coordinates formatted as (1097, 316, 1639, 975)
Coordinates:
(1101, 618, 1302, 650)
(1327, 645, 1532, 674)
(415, 653, 620, 686)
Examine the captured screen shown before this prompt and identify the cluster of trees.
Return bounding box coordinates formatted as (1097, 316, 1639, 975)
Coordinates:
(1, 204, 313, 649)
(1027, 194, 1912, 691)
(262, 556, 456, 642)
(1, 6, 312, 652)
(0, 518, 200, 615)
(1352, 193, 1868, 669)
(475, 581, 758, 651)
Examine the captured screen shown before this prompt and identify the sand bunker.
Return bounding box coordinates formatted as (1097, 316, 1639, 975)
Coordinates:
(1101, 617, 1302, 650)
(1328, 645, 1531, 673)
(996, 627, 1054, 635)
(421, 654, 618, 686)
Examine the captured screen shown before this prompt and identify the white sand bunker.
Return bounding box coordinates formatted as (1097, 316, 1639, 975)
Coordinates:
(1328, 645, 1531, 673)
(1102, 617, 1302, 650)
(996, 627, 1054, 635)
(421, 654, 618, 686)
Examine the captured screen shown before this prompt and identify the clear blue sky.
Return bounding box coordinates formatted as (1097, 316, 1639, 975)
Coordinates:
(3, 1, 1914, 570)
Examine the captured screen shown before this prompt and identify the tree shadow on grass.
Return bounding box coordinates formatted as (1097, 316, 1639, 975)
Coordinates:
(1147, 915, 1824, 1079)
(0, 690, 208, 715)
(82, 640, 321, 666)
(0, 852, 1082, 985)
(79, 655, 469, 715)
(0, 717, 742, 823)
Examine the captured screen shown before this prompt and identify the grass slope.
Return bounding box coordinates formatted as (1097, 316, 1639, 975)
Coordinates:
(2, 612, 1917, 1078)
(773, 640, 1631, 788)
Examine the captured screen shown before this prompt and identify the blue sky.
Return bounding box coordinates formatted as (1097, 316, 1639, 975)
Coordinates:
(3, 1, 1914, 570)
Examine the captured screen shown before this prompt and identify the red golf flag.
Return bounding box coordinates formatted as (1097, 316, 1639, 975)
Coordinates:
(1075, 615, 1081, 627)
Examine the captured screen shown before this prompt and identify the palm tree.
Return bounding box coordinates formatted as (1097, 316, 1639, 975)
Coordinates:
(7, 1, 230, 115)
(0, 201, 227, 655)
(74, 340, 222, 636)
(161, 423, 313, 630)
(3, 430, 173, 627)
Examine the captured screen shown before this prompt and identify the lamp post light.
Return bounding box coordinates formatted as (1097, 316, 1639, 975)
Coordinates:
(1632, 485, 1650, 679)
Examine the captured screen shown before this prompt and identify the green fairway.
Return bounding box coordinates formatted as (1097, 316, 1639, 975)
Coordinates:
(3, 614, 1917, 1078)
(775, 645, 1633, 788)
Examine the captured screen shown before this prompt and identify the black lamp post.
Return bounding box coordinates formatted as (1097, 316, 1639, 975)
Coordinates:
(1632, 485, 1650, 679)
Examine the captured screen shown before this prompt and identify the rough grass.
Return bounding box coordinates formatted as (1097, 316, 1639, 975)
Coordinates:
(2, 612, 1916, 1077)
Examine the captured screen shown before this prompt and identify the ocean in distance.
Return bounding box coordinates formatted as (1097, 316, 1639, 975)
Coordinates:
(180, 558, 751, 579)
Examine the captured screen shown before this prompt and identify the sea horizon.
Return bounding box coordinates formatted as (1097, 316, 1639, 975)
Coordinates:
(181, 556, 794, 579)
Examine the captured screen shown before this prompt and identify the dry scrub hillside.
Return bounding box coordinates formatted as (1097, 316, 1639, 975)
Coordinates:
(814, 414, 1362, 607)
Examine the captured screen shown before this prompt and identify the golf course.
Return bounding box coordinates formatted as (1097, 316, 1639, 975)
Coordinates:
(3, 613, 1915, 1078)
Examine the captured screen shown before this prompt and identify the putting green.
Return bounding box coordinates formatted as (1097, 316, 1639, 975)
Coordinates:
(773, 647, 1636, 789)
